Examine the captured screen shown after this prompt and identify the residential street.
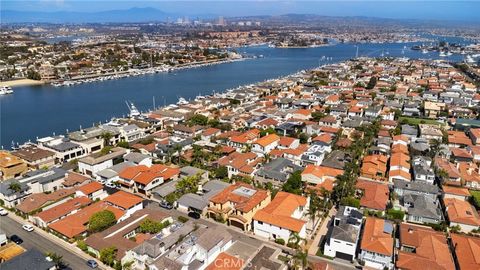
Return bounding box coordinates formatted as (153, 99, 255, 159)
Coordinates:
(0, 215, 91, 270)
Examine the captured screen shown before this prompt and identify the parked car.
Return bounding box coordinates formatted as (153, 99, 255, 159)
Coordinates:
(22, 224, 34, 232)
(0, 208, 8, 216)
(105, 182, 117, 189)
(188, 211, 200, 219)
(10, 235, 23, 244)
(86, 260, 98, 268)
(159, 201, 173, 210)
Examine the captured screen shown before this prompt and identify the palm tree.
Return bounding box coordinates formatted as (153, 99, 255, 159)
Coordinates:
(292, 248, 308, 270)
(101, 132, 113, 146)
(8, 182, 21, 193)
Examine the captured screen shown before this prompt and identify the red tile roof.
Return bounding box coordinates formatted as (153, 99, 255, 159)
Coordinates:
(104, 191, 143, 210)
(361, 217, 394, 256)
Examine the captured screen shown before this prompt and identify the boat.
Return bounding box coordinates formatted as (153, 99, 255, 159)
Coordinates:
(177, 97, 189, 105)
(421, 48, 428, 54)
(0, 86, 13, 95)
(439, 51, 447, 57)
(126, 101, 141, 117)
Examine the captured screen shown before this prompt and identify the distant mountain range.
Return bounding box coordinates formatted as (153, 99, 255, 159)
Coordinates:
(1, 7, 175, 23)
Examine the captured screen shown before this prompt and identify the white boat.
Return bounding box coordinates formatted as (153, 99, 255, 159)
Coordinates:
(177, 97, 189, 105)
(421, 49, 428, 54)
(439, 51, 447, 57)
(0, 86, 13, 95)
(126, 101, 141, 117)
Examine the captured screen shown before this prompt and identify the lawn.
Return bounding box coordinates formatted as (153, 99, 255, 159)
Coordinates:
(470, 190, 480, 209)
(398, 116, 443, 126)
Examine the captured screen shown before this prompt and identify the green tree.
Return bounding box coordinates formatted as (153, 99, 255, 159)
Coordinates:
(215, 166, 228, 179)
(89, 210, 117, 233)
(366, 76, 377, 89)
(282, 171, 303, 195)
(99, 246, 118, 266)
(188, 114, 208, 126)
(117, 140, 129, 148)
(311, 111, 326, 121)
(298, 133, 309, 144)
(8, 182, 21, 193)
(138, 218, 170, 234)
(46, 252, 66, 269)
(176, 173, 201, 195)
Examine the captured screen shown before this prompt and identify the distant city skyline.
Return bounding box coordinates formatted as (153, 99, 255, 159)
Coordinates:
(2, 0, 480, 23)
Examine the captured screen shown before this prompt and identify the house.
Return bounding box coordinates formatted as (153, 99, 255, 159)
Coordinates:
(355, 180, 389, 212)
(201, 127, 221, 141)
(419, 124, 443, 141)
(75, 181, 107, 200)
(78, 147, 127, 177)
(33, 196, 91, 228)
(393, 179, 440, 201)
(124, 152, 152, 166)
(252, 134, 280, 155)
(469, 128, 480, 145)
(103, 191, 144, 221)
(218, 152, 262, 179)
(301, 144, 331, 166)
(301, 165, 343, 192)
(400, 191, 443, 224)
(401, 125, 418, 139)
(396, 223, 455, 270)
(37, 136, 86, 163)
(0, 168, 67, 207)
(85, 209, 171, 264)
(48, 201, 125, 239)
(323, 206, 363, 261)
(176, 180, 230, 216)
(443, 198, 480, 232)
(118, 164, 180, 195)
(442, 185, 470, 201)
(15, 188, 76, 217)
(278, 136, 300, 150)
(412, 156, 435, 184)
(228, 129, 260, 149)
(360, 155, 388, 182)
(255, 158, 302, 186)
(207, 182, 270, 231)
(450, 233, 480, 270)
(448, 130, 472, 148)
(424, 101, 445, 118)
(11, 146, 56, 169)
(253, 191, 309, 242)
(151, 225, 233, 270)
(358, 217, 394, 270)
(0, 151, 28, 180)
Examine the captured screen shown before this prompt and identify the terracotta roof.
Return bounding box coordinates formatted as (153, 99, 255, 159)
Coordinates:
(209, 182, 269, 213)
(302, 164, 343, 180)
(360, 217, 394, 256)
(254, 134, 280, 147)
(294, 109, 312, 116)
(319, 126, 340, 134)
(443, 198, 480, 226)
(312, 133, 333, 144)
(104, 191, 143, 210)
(119, 164, 180, 185)
(62, 172, 90, 187)
(48, 201, 124, 238)
(448, 131, 472, 146)
(77, 181, 103, 195)
(278, 136, 297, 147)
(356, 180, 389, 211)
(16, 188, 76, 214)
(397, 223, 455, 270)
(230, 129, 260, 144)
(442, 185, 470, 197)
(253, 191, 307, 232)
(450, 233, 480, 270)
(202, 127, 221, 137)
(35, 196, 91, 223)
(206, 252, 244, 270)
(390, 152, 410, 169)
(450, 147, 473, 159)
(257, 118, 279, 127)
(389, 169, 411, 181)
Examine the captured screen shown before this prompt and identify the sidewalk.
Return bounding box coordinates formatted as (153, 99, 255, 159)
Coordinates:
(308, 206, 336, 256)
(6, 211, 111, 270)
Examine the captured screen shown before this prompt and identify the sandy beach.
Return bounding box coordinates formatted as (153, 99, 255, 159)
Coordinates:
(0, 79, 45, 87)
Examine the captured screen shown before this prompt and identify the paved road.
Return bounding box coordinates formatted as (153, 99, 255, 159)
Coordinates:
(0, 215, 90, 270)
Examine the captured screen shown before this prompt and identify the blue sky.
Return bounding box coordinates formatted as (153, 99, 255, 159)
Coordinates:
(2, 1, 480, 22)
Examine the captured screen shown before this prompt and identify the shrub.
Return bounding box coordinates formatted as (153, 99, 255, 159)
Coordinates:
(178, 216, 189, 223)
(89, 210, 117, 233)
(274, 238, 285, 245)
(386, 209, 405, 221)
(77, 240, 88, 252)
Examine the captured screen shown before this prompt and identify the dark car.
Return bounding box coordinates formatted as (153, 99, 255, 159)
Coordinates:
(188, 212, 200, 219)
(86, 260, 98, 269)
(10, 235, 23, 244)
(159, 201, 173, 210)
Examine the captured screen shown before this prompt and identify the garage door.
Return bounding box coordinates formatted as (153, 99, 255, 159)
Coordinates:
(336, 252, 353, 261)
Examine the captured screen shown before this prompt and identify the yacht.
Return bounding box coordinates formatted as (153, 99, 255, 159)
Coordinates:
(421, 48, 428, 54)
(0, 86, 13, 95)
(126, 101, 141, 117)
(177, 97, 189, 105)
(439, 51, 447, 57)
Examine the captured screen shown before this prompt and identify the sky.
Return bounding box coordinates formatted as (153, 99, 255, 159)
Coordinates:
(2, 0, 480, 22)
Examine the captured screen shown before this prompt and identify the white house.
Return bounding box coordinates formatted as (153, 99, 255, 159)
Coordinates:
(323, 206, 363, 261)
(78, 147, 127, 177)
(252, 134, 280, 156)
(358, 217, 394, 269)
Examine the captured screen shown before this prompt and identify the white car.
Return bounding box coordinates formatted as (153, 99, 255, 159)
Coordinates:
(0, 208, 8, 216)
(106, 182, 117, 189)
(22, 224, 34, 232)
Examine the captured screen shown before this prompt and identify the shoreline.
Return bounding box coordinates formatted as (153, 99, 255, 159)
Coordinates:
(0, 79, 45, 88)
